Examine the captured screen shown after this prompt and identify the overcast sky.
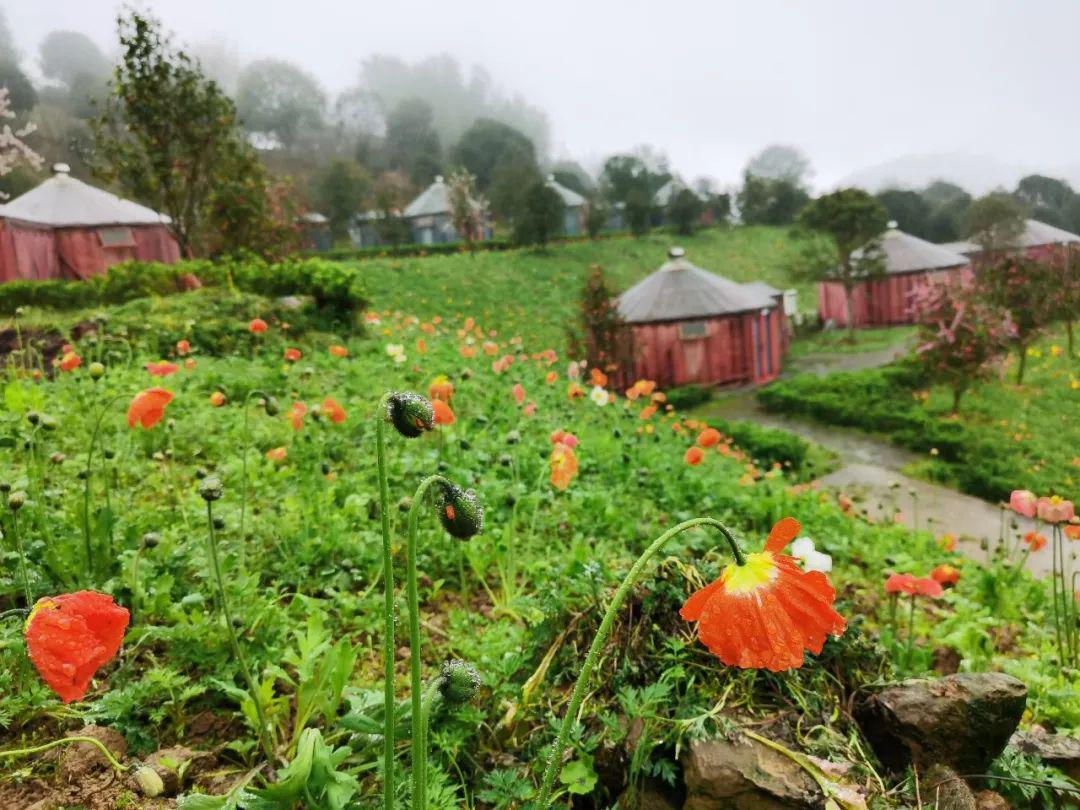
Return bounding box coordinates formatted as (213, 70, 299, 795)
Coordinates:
(7, 0, 1080, 190)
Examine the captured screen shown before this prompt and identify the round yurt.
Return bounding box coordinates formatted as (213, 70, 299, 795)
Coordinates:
(0, 164, 180, 283)
(616, 248, 785, 389)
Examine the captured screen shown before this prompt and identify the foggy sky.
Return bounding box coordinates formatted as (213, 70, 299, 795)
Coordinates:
(7, 0, 1080, 190)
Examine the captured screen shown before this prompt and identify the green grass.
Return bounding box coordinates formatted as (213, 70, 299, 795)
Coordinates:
(786, 325, 915, 360)
(351, 226, 817, 344)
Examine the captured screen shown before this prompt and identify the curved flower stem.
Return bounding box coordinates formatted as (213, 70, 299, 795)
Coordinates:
(415, 677, 444, 809)
(406, 474, 451, 810)
(375, 393, 396, 810)
(11, 510, 31, 607)
(205, 500, 275, 766)
(238, 389, 272, 545)
(81, 392, 126, 585)
(536, 516, 744, 806)
(0, 735, 126, 774)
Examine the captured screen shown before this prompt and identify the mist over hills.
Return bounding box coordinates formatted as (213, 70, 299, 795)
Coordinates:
(840, 152, 1080, 195)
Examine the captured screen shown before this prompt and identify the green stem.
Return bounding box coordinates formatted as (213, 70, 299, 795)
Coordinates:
(376, 393, 396, 810)
(130, 547, 144, 626)
(1051, 524, 1064, 666)
(0, 735, 126, 774)
(905, 594, 917, 669)
(205, 501, 275, 766)
(11, 510, 31, 607)
(416, 677, 444, 809)
(536, 516, 743, 806)
(406, 474, 451, 810)
(82, 393, 126, 585)
(239, 389, 271, 544)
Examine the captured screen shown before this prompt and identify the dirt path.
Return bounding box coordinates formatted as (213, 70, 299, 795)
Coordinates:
(705, 392, 1050, 577)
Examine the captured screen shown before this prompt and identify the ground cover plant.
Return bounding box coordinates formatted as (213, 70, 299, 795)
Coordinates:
(759, 328, 1079, 502)
(0, 262, 1075, 808)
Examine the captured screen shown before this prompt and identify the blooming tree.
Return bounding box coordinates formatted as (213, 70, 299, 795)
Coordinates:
(0, 88, 43, 198)
(913, 280, 1014, 413)
(975, 255, 1058, 383)
(446, 168, 486, 250)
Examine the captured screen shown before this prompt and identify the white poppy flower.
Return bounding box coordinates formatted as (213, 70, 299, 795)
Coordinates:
(590, 386, 609, 406)
(790, 536, 832, 573)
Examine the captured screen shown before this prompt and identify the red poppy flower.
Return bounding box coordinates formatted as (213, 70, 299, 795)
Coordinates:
(549, 429, 579, 448)
(145, 361, 180, 377)
(589, 368, 608, 387)
(913, 577, 944, 598)
(58, 352, 82, 372)
(429, 375, 454, 403)
(322, 397, 347, 424)
(329, 345, 349, 358)
(697, 427, 721, 448)
(684, 446, 705, 466)
(550, 442, 579, 491)
(209, 391, 226, 407)
(680, 518, 846, 671)
(1023, 531, 1048, 551)
(127, 388, 173, 429)
(249, 318, 268, 334)
(24, 591, 130, 703)
(930, 564, 960, 586)
(284, 348, 302, 362)
(289, 402, 308, 430)
(176, 339, 191, 356)
(432, 399, 456, 425)
(266, 446, 287, 462)
(1065, 524, 1080, 541)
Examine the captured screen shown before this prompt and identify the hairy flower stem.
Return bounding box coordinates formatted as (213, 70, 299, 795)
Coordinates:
(406, 474, 451, 810)
(205, 501, 275, 766)
(81, 393, 125, 585)
(238, 389, 272, 546)
(375, 393, 396, 810)
(415, 677, 444, 809)
(0, 735, 126, 774)
(536, 516, 744, 806)
(11, 510, 31, 607)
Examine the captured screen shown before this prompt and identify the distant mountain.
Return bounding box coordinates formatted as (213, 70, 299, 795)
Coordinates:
(839, 153, 1077, 196)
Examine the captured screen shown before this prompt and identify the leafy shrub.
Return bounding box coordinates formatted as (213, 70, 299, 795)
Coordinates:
(665, 384, 713, 411)
(714, 418, 811, 471)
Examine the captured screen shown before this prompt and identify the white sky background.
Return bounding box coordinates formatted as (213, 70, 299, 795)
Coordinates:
(7, 0, 1080, 190)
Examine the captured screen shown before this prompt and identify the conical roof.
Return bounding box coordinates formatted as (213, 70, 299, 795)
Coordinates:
(0, 165, 170, 228)
(854, 226, 968, 275)
(1018, 218, 1080, 248)
(403, 176, 452, 218)
(546, 174, 585, 207)
(617, 248, 777, 324)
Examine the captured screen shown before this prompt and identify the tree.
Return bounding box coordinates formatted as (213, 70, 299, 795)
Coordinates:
(964, 192, 1027, 254)
(489, 152, 541, 222)
(313, 159, 370, 242)
(745, 144, 812, 185)
(446, 169, 485, 249)
(599, 153, 668, 204)
(0, 88, 44, 198)
(1015, 174, 1073, 213)
(583, 199, 608, 239)
(668, 188, 704, 236)
(580, 264, 633, 376)
(39, 31, 110, 87)
(737, 172, 809, 225)
(0, 61, 36, 114)
(91, 11, 290, 258)
(384, 97, 441, 186)
(912, 281, 1014, 413)
(796, 189, 889, 339)
(512, 180, 563, 247)
(921, 181, 972, 242)
(876, 189, 931, 237)
(371, 170, 412, 246)
(624, 187, 653, 237)
(452, 118, 536, 192)
(1050, 247, 1080, 355)
(976, 255, 1058, 383)
(235, 59, 327, 150)
(550, 161, 592, 198)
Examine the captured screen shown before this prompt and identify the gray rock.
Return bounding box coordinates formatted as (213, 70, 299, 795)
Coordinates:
(856, 673, 1027, 773)
(617, 777, 679, 809)
(682, 733, 820, 809)
(1010, 729, 1080, 781)
(925, 764, 976, 810)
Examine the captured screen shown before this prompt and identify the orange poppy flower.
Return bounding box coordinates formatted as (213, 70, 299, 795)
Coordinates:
(550, 429, 579, 448)
(289, 402, 307, 430)
(249, 318, 268, 334)
(567, 383, 585, 399)
(885, 573, 942, 597)
(329, 345, 349, 358)
(145, 361, 179, 377)
(1065, 524, 1080, 541)
(930, 564, 960, 586)
(1023, 531, 1047, 551)
(176, 339, 191, 356)
(684, 446, 705, 466)
(429, 375, 455, 403)
(937, 533, 956, 552)
(697, 427, 721, 448)
(482, 340, 499, 356)
(416, 338, 427, 354)
(589, 368, 608, 387)
(58, 351, 82, 372)
(680, 518, 846, 671)
(127, 388, 173, 429)
(639, 405, 658, 420)
(266, 446, 287, 462)
(209, 391, 226, 407)
(284, 348, 302, 362)
(550, 442, 579, 491)
(24, 591, 129, 703)
(545, 371, 558, 384)
(432, 399, 456, 425)
(184, 359, 196, 370)
(322, 397, 347, 424)
(460, 345, 477, 358)
(512, 383, 526, 404)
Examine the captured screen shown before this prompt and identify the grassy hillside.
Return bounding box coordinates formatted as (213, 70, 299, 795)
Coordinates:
(351, 226, 814, 343)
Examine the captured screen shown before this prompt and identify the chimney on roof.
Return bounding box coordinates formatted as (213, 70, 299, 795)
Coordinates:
(547, 173, 555, 182)
(435, 175, 444, 183)
(52, 163, 71, 174)
(668, 246, 686, 259)
(887, 220, 899, 230)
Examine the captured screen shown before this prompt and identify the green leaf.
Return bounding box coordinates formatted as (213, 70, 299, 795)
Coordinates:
(559, 754, 598, 795)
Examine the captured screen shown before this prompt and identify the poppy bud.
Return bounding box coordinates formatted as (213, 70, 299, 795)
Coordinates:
(386, 392, 434, 438)
(320, 461, 331, 475)
(436, 484, 483, 539)
(0, 482, 10, 493)
(26, 411, 40, 425)
(132, 764, 165, 798)
(459, 438, 471, 451)
(498, 453, 512, 467)
(50, 452, 65, 464)
(142, 531, 161, 549)
(439, 659, 480, 705)
(262, 397, 281, 416)
(89, 362, 106, 379)
(505, 430, 521, 445)
(398, 496, 413, 513)
(104, 449, 115, 460)
(41, 415, 58, 431)
(8, 490, 26, 511)
(213, 516, 226, 530)
(198, 476, 223, 502)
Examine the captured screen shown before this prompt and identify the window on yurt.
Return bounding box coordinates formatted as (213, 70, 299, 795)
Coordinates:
(97, 227, 136, 248)
(678, 321, 707, 340)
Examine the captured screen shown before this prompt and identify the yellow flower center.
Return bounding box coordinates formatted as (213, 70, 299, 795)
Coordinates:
(721, 552, 778, 595)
